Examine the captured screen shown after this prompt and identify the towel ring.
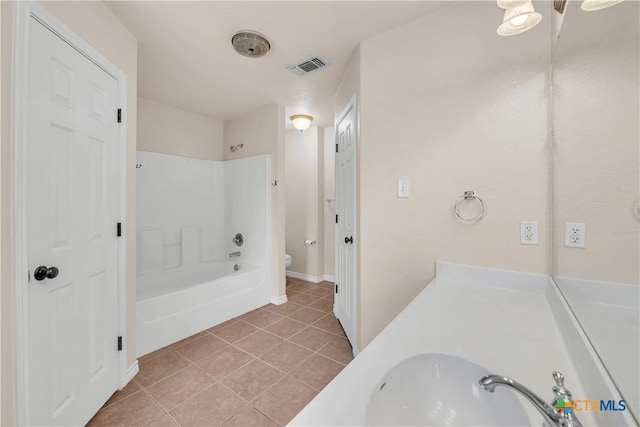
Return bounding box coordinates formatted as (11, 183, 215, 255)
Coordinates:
(454, 191, 486, 222)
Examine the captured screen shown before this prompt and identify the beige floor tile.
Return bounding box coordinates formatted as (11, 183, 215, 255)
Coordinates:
(290, 354, 345, 391)
(146, 365, 214, 411)
(260, 341, 313, 372)
(207, 318, 239, 333)
(139, 346, 173, 364)
(292, 281, 316, 291)
(242, 310, 284, 328)
(288, 293, 318, 306)
(304, 287, 333, 298)
(288, 307, 326, 324)
(234, 330, 283, 357)
(286, 288, 304, 298)
(211, 320, 259, 343)
(263, 302, 304, 316)
(170, 331, 210, 349)
(136, 350, 190, 387)
(307, 298, 333, 313)
(102, 379, 141, 408)
(196, 345, 255, 380)
(221, 406, 279, 427)
(174, 334, 228, 362)
(263, 317, 307, 339)
(143, 413, 178, 427)
(222, 359, 284, 401)
(285, 277, 303, 285)
(169, 383, 246, 426)
(253, 376, 317, 426)
(317, 336, 354, 365)
(312, 314, 346, 336)
(318, 281, 334, 289)
(237, 307, 264, 320)
(289, 327, 338, 351)
(285, 282, 304, 293)
(87, 390, 163, 427)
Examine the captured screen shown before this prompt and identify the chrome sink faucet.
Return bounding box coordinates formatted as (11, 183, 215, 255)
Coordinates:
(479, 371, 582, 427)
(229, 251, 241, 258)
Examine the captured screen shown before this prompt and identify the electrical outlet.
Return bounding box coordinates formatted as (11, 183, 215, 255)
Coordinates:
(565, 222, 586, 248)
(520, 221, 539, 245)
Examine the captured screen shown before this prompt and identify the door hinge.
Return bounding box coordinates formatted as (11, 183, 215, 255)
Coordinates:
(117, 336, 123, 351)
(116, 222, 122, 237)
(335, 214, 338, 224)
(335, 143, 338, 153)
(335, 284, 338, 293)
(117, 108, 122, 123)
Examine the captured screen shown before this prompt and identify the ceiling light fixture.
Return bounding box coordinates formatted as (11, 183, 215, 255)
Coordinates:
(290, 114, 314, 132)
(496, 0, 542, 36)
(231, 31, 271, 58)
(581, 0, 624, 11)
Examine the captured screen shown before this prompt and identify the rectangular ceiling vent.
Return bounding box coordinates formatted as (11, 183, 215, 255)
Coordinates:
(287, 57, 327, 76)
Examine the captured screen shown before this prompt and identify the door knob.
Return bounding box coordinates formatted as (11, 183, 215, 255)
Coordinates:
(344, 236, 353, 244)
(34, 266, 59, 281)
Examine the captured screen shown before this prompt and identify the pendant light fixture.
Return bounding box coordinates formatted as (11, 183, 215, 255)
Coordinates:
(290, 114, 313, 132)
(581, 0, 624, 11)
(496, 0, 542, 36)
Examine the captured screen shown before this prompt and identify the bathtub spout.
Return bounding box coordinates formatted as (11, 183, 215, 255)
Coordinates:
(229, 251, 241, 258)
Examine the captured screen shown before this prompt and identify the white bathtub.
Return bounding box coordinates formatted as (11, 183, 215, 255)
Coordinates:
(136, 261, 270, 356)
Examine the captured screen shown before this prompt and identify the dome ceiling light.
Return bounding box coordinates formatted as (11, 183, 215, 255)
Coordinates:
(231, 31, 271, 58)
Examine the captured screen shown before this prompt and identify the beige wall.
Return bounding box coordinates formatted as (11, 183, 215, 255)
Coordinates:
(552, 1, 639, 285)
(323, 127, 336, 278)
(355, 2, 551, 348)
(137, 98, 224, 160)
(224, 104, 286, 299)
(285, 127, 323, 279)
(285, 126, 335, 281)
(1, 2, 138, 423)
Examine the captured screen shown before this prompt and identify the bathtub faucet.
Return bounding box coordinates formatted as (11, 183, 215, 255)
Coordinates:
(479, 371, 582, 427)
(229, 251, 241, 258)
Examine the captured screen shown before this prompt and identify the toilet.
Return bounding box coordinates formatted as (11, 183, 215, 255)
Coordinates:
(284, 253, 292, 269)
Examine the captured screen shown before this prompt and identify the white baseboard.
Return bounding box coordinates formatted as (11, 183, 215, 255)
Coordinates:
(286, 271, 335, 284)
(286, 271, 320, 283)
(270, 295, 288, 305)
(125, 360, 139, 384)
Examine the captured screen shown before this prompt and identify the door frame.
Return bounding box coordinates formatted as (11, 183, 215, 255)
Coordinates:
(13, 2, 128, 424)
(334, 95, 359, 355)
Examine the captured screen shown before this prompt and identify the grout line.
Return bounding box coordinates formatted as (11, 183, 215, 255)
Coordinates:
(114, 280, 345, 427)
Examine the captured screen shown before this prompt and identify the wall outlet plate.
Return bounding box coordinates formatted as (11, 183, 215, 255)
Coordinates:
(520, 221, 539, 245)
(565, 222, 586, 248)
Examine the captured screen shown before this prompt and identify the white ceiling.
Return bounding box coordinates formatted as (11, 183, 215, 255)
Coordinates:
(105, 1, 450, 128)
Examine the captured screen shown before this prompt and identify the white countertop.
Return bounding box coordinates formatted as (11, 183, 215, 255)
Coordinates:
(290, 263, 609, 426)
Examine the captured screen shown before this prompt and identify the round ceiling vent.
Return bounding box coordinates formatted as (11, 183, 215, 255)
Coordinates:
(231, 31, 271, 58)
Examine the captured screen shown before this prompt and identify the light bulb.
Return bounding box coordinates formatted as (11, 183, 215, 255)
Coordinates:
(510, 14, 528, 26)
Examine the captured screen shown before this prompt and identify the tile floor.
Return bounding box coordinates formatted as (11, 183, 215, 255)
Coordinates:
(88, 278, 352, 427)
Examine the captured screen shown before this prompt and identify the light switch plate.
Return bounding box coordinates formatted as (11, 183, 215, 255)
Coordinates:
(397, 179, 409, 198)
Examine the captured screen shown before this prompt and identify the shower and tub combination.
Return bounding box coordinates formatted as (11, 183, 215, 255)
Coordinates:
(136, 151, 271, 356)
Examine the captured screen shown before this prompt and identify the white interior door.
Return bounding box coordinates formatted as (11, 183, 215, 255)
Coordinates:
(334, 99, 357, 349)
(24, 16, 121, 426)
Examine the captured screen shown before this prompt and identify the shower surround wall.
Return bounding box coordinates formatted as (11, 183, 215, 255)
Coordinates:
(136, 151, 271, 355)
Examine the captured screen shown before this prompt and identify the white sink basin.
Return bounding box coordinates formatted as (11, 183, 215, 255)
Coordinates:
(365, 354, 529, 426)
